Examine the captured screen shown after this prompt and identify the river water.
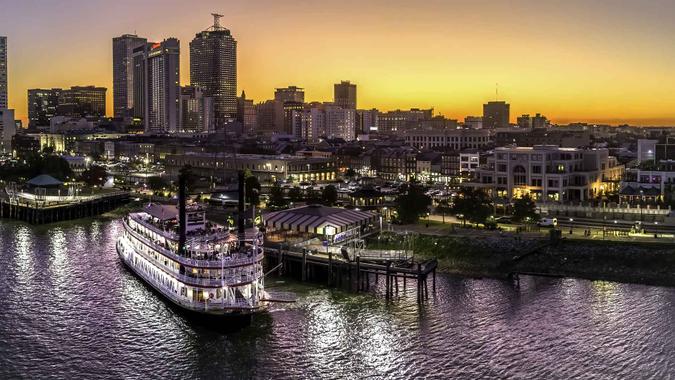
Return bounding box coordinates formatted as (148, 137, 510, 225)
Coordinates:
(0, 219, 674, 379)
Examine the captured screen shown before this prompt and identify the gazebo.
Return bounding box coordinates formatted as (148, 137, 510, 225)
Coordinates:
(26, 174, 63, 188)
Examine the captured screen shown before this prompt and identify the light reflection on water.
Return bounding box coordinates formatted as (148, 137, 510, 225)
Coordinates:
(0, 219, 674, 379)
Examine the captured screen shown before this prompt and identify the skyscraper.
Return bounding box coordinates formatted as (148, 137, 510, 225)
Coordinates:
(190, 14, 237, 129)
(132, 43, 150, 120)
(0, 36, 7, 109)
(145, 38, 180, 134)
(113, 34, 147, 118)
(334, 81, 357, 109)
(58, 86, 106, 117)
(483, 101, 510, 129)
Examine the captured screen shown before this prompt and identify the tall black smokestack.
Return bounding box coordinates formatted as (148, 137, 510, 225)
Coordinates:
(178, 167, 188, 255)
(238, 170, 246, 238)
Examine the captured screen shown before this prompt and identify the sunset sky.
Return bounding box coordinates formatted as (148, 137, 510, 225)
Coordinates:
(2, 0, 675, 125)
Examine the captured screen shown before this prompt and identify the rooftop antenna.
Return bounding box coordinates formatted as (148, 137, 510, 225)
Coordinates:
(212, 13, 224, 30)
(495, 83, 499, 101)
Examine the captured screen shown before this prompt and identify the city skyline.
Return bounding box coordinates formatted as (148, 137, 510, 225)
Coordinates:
(2, 0, 675, 126)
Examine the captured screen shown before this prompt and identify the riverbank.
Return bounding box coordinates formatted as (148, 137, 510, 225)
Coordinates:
(403, 232, 675, 287)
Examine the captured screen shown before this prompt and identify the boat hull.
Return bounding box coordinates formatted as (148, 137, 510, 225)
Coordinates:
(116, 240, 263, 328)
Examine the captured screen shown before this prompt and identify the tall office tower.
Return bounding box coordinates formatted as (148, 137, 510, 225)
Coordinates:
(236, 91, 256, 134)
(113, 34, 147, 118)
(28, 88, 62, 128)
(0, 108, 15, 154)
(58, 86, 107, 117)
(483, 101, 510, 129)
(190, 14, 237, 129)
(334, 81, 357, 109)
(274, 86, 304, 103)
(179, 85, 214, 133)
(131, 43, 150, 119)
(145, 38, 180, 134)
(0, 37, 7, 109)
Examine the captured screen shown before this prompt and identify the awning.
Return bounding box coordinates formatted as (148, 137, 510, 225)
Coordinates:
(265, 204, 377, 234)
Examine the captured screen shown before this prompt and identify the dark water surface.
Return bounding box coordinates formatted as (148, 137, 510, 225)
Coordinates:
(1, 219, 674, 379)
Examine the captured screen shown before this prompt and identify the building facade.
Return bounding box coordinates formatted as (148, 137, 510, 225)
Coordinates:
(483, 101, 510, 129)
(0, 36, 7, 109)
(113, 34, 147, 118)
(28, 88, 61, 128)
(0, 108, 15, 154)
(334, 81, 356, 109)
(469, 146, 624, 202)
(165, 152, 336, 184)
(179, 85, 214, 133)
(145, 39, 180, 134)
(404, 129, 491, 150)
(190, 16, 237, 129)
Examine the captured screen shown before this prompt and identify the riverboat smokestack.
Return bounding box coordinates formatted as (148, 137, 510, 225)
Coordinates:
(238, 170, 246, 238)
(178, 167, 188, 254)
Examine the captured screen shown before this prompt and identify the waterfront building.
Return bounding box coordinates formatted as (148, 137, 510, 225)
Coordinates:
(483, 101, 510, 129)
(468, 145, 624, 202)
(0, 108, 16, 154)
(190, 14, 237, 128)
(404, 128, 491, 150)
(0, 36, 7, 109)
(164, 152, 337, 184)
(145, 38, 181, 134)
(334, 81, 356, 109)
(113, 34, 148, 118)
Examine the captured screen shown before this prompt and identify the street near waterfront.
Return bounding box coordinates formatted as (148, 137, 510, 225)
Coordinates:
(1, 219, 674, 379)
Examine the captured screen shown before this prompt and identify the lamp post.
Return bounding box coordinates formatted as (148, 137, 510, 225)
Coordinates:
(654, 221, 659, 239)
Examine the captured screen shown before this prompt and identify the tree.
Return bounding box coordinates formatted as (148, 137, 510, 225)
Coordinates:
(344, 168, 357, 180)
(269, 183, 287, 209)
(394, 180, 432, 224)
(245, 175, 261, 206)
(436, 199, 452, 224)
(512, 195, 539, 223)
(321, 185, 338, 206)
(288, 186, 303, 202)
(451, 188, 493, 226)
(80, 165, 108, 187)
(305, 188, 321, 204)
(147, 176, 170, 192)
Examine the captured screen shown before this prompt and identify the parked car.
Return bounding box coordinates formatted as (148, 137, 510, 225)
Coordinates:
(537, 218, 558, 227)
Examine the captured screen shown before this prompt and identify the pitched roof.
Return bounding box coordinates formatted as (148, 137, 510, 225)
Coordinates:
(26, 174, 63, 187)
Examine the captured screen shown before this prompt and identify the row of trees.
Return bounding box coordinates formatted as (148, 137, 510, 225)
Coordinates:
(392, 183, 539, 226)
(268, 183, 339, 209)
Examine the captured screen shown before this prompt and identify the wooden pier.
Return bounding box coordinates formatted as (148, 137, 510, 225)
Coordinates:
(265, 245, 438, 302)
(0, 192, 130, 224)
